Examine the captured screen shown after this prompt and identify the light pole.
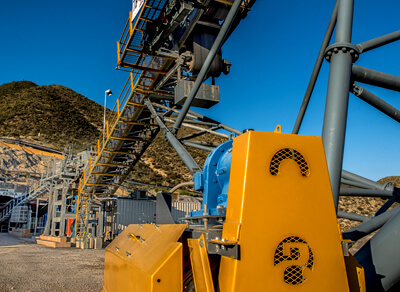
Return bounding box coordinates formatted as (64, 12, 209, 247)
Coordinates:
(103, 89, 112, 147)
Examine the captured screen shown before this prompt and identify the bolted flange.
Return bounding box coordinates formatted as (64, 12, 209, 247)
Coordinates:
(325, 42, 360, 63)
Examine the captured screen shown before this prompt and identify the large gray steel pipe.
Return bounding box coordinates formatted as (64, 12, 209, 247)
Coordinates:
(144, 99, 202, 174)
(343, 205, 400, 241)
(322, 0, 355, 211)
(342, 169, 391, 190)
(337, 211, 370, 222)
(356, 30, 400, 53)
(353, 85, 400, 123)
(352, 65, 400, 92)
(355, 208, 400, 291)
(340, 188, 393, 198)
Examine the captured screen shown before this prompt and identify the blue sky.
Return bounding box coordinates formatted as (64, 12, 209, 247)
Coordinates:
(1, 1, 400, 181)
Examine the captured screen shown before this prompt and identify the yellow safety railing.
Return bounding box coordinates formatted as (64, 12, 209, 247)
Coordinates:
(117, 0, 149, 68)
(77, 69, 144, 197)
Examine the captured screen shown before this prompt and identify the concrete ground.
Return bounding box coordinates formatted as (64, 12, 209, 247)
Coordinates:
(0, 233, 104, 292)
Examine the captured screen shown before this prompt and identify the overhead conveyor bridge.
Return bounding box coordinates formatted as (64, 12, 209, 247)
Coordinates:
(73, 0, 254, 247)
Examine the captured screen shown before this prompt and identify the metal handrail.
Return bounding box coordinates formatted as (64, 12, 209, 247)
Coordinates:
(117, 0, 150, 67)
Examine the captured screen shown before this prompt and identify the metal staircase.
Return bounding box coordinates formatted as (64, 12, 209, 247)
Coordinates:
(0, 151, 81, 226)
(1, 175, 54, 223)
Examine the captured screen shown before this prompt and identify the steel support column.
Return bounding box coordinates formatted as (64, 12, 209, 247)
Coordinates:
(322, 0, 355, 211)
(34, 198, 39, 236)
(43, 183, 54, 235)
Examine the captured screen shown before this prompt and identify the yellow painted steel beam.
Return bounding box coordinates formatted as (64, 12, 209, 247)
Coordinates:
(127, 101, 144, 107)
(125, 47, 143, 54)
(0, 141, 64, 159)
(97, 162, 131, 168)
(91, 173, 126, 177)
(109, 136, 151, 142)
(144, 4, 161, 9)
(139, 17, 154, 22)
(188, 234, 215, 292)
(215, 0, 233, 4)
(85, 183, 118, 187)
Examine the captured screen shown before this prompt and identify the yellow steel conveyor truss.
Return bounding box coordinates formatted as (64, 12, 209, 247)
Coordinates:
(74, 0, 178, 246)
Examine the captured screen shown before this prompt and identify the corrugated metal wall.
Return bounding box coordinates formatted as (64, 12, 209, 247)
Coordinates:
(171, 201, 202, 221)
(115, 198, 202, 234)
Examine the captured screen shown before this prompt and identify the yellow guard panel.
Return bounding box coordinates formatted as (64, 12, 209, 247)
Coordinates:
(103, 224, 187, 292)
(219, 131, 350, 291)
(188, 234, 215, 292)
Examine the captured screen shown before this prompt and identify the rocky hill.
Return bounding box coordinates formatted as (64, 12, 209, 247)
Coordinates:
(0, 81, 104, 150)
(0, 81, 225, 192)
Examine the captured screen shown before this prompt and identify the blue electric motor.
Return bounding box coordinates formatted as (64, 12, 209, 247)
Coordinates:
(190, 140, 232, 217)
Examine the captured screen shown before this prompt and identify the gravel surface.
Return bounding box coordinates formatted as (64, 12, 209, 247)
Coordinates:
(0, 233, 104, 292)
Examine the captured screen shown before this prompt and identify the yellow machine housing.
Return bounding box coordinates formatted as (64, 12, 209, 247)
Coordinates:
(218, 131, 354, 291)
(103, 224, 187, 291)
